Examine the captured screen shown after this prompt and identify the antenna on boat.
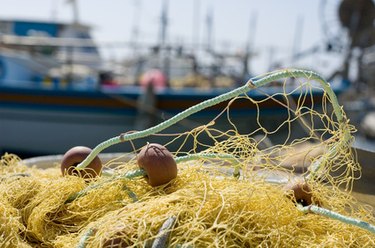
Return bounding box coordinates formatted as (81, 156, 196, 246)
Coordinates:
(205, 5, 214, 53)
(159, 0, 169, 47)
(193, 0, 201, 49)
(243, 11, 257, 78)
(292, 15, 304, 61)
(158, 0, 170, 86)
(51, 0, 59, 21)
(66, 0, 80, 24)
(131, 0, 142, 55)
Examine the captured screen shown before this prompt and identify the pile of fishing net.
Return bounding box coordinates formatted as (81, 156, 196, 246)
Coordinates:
(1, 69, 374, 247)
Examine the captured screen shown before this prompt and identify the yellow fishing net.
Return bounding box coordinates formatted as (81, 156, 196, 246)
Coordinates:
(0, 69, 374, 247)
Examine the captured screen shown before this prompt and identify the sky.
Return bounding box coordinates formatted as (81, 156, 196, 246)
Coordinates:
(0, 0, 345, 76)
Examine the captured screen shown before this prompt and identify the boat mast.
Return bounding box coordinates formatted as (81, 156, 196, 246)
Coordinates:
(243, 12, 257, 78)
(193, 0, 201, 49)
(131, 0, 142, 55)
(65, 0, 81, 84)
(204, 6, 217, 87)
(159, 0, 170, 86)
(205, 6, 214, 53)
(292, 15, 304, 62)
(72, 0, 80, 24)
(159, 0, 168, 47)
(66, 0, 80, 24)
(51, 0, 58, 21)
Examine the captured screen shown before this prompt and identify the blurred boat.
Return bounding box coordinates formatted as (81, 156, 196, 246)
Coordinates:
(0, 18, 350, 156)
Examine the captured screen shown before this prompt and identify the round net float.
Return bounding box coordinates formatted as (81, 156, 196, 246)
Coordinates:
(137, 143, 178, 187)
(61, 146, 102, 179)
(284, 179, 321, 207)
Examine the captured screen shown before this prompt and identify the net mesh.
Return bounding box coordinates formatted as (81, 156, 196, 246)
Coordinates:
(1, 71, 374, 247)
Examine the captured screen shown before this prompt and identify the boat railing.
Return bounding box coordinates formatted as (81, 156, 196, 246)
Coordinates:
(0, 33, 97, 48)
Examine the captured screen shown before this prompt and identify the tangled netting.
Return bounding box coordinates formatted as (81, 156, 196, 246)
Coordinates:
(1, 69, 374, 247)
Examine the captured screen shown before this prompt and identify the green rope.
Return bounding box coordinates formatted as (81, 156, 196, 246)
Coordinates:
(298, 205, 375, 234)
(175, 153, 241, 177)
(175, 152, 240, 164)
(76, 82, 251, 170)
(122, 168, 147, 179)
(76, 228, 94, 248)
(121, 152, 241, 180)
(67, 153, 240, 203)
(76, 69, 347, 180)
(65, 178, 114, 203)
(66, 171, 143, 203)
